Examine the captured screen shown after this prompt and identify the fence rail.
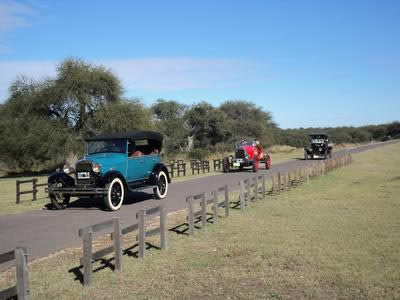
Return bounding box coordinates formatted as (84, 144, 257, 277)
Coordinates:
(16, 178, 48, 204)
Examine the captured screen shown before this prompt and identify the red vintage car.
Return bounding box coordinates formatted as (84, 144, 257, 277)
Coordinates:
(222, 139, 271, 173)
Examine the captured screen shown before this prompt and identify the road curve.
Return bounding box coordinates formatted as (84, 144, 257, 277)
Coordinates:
(0, 141, 396, 270)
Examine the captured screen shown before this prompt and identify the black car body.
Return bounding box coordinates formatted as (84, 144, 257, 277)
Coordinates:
(304, 133, 332, 160)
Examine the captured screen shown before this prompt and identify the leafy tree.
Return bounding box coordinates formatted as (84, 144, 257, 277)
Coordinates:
(89, 99, 154, 135)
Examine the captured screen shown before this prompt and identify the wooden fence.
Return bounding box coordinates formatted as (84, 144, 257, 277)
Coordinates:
(0, 247, 29, 300)
(186, 185, 229, 235)
(78, 203, 168, 287)
(16, 178, 48, 204)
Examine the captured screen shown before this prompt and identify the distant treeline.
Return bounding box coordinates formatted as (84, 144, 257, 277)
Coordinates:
(0, 58, 398, 174)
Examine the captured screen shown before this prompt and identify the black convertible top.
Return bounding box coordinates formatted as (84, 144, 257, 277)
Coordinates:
(85, 131, 163, 142)
(309, 133, 328, 137)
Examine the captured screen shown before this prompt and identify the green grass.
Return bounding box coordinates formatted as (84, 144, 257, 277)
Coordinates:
(1, 142, 400, 299)
(0, 176, 49, 215)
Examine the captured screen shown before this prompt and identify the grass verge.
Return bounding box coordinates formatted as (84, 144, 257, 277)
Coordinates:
(1, 143, 400, 298)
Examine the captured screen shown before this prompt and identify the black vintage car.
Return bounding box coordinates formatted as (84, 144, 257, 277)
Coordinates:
(48, 131, 171, 211)
(304, 133, 332, 160)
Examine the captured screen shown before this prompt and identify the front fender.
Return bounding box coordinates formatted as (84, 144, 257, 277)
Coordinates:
(99, 170, 127, 187)
(149, 163, 171, 185)
(48, 171, 75, 186)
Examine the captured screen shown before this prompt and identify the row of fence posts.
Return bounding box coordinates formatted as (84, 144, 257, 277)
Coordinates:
(78, 203, 168, 287)
(166, 159, 224, 178)
(2, 154, 352, 292)
(16, 178, 48, 204)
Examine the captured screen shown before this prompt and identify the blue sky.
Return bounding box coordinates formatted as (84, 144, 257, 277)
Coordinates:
(0, 0, 399, 128)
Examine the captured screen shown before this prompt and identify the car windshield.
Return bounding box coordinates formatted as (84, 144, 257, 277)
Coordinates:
(88, 139, 126, 154)
(310, 135, 327, 144)
(235, 140, 255, 149)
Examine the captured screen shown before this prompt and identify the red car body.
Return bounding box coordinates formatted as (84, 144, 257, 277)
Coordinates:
(223, 140, 271, 172)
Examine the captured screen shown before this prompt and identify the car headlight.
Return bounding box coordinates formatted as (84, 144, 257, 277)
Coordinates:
(63, 164, 74, 174)
(92, 162, 101, 173)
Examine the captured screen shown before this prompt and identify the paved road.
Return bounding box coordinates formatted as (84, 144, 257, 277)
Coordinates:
(0, 141, 396, 270)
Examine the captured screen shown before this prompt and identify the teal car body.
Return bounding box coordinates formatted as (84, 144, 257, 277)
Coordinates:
(48, 131, 170, 211)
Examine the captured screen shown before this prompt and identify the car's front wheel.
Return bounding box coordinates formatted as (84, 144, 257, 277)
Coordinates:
(154, 171, 168, 199)
(105, 177, 124, 211)
(50, 182, 70, 210)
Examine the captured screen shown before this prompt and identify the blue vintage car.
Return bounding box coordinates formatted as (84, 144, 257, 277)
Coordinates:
(48, 131, 170, 211)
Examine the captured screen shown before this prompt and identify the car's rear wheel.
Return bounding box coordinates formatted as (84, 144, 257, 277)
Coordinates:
(154, 171, 168, 199)
(50, 182, 70, 210)
(265, 154, 271, 169)
(223, 157, 230, 173)
(105, 177, 124, 211)
(252, 157, 259, 172)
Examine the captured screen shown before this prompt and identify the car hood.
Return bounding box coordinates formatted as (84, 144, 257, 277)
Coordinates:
(82, 153, 126, 174)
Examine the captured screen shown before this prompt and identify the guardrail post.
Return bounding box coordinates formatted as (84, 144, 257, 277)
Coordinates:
(272, 175, 276, 194)
(160, 204, 167, 250)
(16, 181, 20, 204)
(32, 179, 37, 201)
(246, 180, 251, 206)
(239, 180, 245, 209)
(113, 218, 122, 272)
(187, 196, 194, 235)
(262, 175, 266, 199)
(213, 191, 218, 224)
(224, 185, 229, 217)
(201, 194, 207, 228)
(138, 210, 146, 258)
(15, 247, 29, 300)
(254, 176, 258, 201)
(277, 172, 281, 194)
(83, 229, 93, 287)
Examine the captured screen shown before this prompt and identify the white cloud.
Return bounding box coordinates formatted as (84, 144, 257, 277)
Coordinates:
(0, 57, 260, 101)
(0, 1, 36, 33)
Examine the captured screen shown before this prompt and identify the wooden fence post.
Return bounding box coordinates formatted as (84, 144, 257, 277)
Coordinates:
(288, 173, 292, 191)
(160, 204, 168, 250)
(246, 180, 251, 206)
(262, 174, 266, 199)
(277, 172, 281, 194)
(15, 247, 29, 299)
(254, 176, 258, 201)
(83, 229, 93, 287)
(16, 181, 20, 204)
(113, 218, 122, 272)
(32, 179, 37, 201)
(138, 209, 146, 258)
(224, 185, 229, 217)
(201, 194, 206, 228)
(187, 196, 194, 235)
(239, 180, 245, 209)
(271, 176, 275, 194)
(213, 191, 218, 224)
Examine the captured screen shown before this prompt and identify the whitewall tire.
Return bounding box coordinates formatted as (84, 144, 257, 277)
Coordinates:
(105, 177, 124, 211)
(154, 171, 168, 199)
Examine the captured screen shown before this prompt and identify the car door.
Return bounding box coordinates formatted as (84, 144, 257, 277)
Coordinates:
(143, 153, 160, 178)
(127, 140, 146, 182)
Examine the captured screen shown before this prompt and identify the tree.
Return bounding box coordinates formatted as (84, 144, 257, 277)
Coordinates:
(151, 99, 189, 154)
(89, 99, 154, 135)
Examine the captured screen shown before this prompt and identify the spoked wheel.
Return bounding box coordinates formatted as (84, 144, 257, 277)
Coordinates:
(105, 177, 124, 211)
(50, 182, 70, 210)
(265, 154, 271, 169)
(154, 171, 168, 199)
(252, 157, 259, 172)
